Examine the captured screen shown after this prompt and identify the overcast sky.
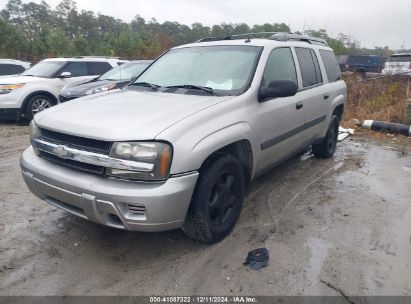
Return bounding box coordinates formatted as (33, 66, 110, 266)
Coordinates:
(1, 0, 409, 49)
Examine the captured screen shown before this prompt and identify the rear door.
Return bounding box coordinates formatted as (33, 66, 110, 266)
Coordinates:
(256, 47, 305, 173)
(294, 47, 329, 145)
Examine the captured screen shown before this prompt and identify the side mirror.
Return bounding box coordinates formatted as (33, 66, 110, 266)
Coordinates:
(258, 80, 298, 102)
(59, 71, 72, 78)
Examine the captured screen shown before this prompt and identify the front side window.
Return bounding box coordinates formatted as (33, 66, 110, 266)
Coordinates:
(320, 50, 341, 82)
(295, 48, 322, 87)
(261, 47, 297, 86)
(60, 62, 88, 77)
(133, 45, 263, 96)
(21, 61, 66, 78)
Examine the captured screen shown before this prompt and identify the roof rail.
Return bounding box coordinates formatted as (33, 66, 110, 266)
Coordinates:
(196, 32, 328, 46)
(269, 33, 328, 46)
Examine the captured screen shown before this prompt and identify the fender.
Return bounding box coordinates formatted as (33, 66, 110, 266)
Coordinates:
(169, 121, 257, 176)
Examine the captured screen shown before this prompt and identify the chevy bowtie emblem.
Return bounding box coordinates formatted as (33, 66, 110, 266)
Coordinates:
(54, 145, 69, 158)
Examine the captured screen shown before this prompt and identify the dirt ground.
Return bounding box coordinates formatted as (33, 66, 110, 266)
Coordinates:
(0, 123, 410, 296)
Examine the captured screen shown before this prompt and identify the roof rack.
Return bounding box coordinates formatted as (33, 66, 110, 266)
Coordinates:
(196, 32, 328, 46)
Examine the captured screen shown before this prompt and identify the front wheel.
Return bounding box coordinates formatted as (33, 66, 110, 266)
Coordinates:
(183, 154, 245, 243)
(312, 115, 339, 158)
(24, 94, 54, 121)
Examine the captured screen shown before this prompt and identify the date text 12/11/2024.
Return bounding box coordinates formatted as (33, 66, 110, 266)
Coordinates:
(149, 296, 257, 303)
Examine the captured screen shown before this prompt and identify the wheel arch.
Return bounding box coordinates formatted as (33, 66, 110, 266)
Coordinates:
(198, 139, 254, 188)
(22, 90, 58, 113)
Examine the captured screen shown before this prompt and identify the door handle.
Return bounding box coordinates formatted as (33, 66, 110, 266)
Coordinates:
(296, 102, 303, 110)
(324, 93, 329, 100)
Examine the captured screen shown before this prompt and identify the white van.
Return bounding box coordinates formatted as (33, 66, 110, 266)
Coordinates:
(382, 53, 411, 76)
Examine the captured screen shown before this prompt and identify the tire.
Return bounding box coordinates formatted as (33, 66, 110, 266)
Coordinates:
(183, 154, 245, 243)
(24, 94, 54, 121)
(312, 115, 339, 158)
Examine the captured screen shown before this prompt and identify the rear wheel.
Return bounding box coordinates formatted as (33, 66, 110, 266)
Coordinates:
(24, 94, 54, 121)
(312, 115, 339, 158)
(183, 154, 245, 243)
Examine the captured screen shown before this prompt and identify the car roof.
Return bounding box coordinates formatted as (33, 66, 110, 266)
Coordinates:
(129, 60, 153, 64)
(391, 53, 411, 57)
(42, 57, 128, 63)
(0, 58, 31, 65)
(173, 38, 333, 52)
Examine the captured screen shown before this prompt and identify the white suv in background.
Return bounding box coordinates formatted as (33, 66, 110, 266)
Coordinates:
(0, 59, 31, 76)
(382, 53, 411, 76)
(0, 57, 127, 121)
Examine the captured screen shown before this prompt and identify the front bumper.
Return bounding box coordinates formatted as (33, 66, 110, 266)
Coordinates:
(21, 147, 198, 232)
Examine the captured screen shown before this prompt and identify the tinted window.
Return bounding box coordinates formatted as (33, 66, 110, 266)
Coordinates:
(295, 48, 322, 87)
(88, 62, 112, 75)
(320, 50, 341, 82)
(61, 62, 88, 77)
(0, 64, 25, 75)
(262, 47, 297, 86)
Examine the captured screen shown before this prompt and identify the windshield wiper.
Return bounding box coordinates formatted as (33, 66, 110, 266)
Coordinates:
(130, 82, 161, 90)
(166, 84, 214, 95)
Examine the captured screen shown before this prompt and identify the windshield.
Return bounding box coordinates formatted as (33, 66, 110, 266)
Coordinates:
(21, 60, 66, 78)
(100, 62, 150, 81)
(133, 45, 262, 95)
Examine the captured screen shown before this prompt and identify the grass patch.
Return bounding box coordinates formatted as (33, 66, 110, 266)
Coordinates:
(343, 74, 410, 124)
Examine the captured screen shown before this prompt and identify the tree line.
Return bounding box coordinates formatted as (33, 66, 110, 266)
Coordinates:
(0, 0, 398, 62)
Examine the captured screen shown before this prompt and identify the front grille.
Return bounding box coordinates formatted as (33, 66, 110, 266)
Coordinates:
(39, 151, 105, 175)
(39, 128, 112, 154)
(59, 95, 78, 103)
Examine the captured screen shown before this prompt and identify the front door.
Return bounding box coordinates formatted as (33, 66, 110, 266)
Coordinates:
(256, 47, 305, 173)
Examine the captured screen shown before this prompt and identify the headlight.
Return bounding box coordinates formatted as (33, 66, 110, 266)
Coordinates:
(0, 83, 25, 95)
(85, 83, 116, 95)
(106, 142, 172, 181)
(29, 120, 41, 155)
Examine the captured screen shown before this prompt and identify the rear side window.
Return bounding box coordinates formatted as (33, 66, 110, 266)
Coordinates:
(61, 62, 88, 77)
(0, 64, 25, 75)
(262, 47, 297, 85)
(88, 62, 112, 75)
(295, 48, 322, 87)
(320, 50, 342, 82)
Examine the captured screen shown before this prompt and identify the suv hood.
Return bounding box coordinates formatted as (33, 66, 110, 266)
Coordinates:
(35, 89, 233, 141)
(0, 75, 46, 84)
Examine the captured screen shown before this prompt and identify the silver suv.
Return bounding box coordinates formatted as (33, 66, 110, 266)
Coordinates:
(21, 33, 346, 243)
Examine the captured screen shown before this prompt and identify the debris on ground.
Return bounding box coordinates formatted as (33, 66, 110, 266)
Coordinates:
(244, 248, 269, 270)
(338, 127, 355, 141)
(362, 120, 411, 137)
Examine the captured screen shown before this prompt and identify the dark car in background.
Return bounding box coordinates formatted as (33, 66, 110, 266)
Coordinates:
(344, 55, 387, 74)
(59, 60, 153, 102)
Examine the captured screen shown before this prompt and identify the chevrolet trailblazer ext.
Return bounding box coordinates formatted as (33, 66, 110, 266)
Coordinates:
(21, 33, 346, 243)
